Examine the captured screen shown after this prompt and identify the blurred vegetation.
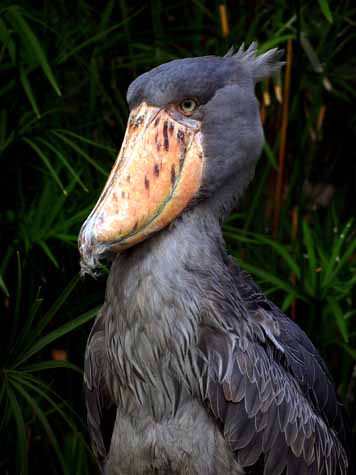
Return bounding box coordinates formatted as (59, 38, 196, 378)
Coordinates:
(0, 0, 355, 473)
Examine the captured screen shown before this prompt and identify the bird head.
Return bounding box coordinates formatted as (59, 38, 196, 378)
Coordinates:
(79, 43, 283, 274)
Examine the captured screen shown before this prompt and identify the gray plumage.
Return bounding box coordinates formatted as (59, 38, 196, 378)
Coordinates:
(82, 44, 352, 474)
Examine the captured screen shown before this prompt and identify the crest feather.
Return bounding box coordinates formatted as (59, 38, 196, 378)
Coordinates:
(225, 42, 285, 83)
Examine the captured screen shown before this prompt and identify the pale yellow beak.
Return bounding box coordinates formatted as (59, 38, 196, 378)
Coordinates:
(79, 102, 204, 269)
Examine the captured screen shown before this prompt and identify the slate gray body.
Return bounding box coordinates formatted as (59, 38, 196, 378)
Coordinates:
(83, 45, 352, 474)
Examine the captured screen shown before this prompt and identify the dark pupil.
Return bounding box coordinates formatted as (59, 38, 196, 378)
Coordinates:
(184, 100, 193, 109)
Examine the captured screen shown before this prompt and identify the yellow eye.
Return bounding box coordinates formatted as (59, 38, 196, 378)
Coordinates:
(179, 98, 198, 115)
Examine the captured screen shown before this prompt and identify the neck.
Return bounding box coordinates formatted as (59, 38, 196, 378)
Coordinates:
(107, 204, 228, 315)
(104, 203, 249, 408)
(105, 204, 236, 365)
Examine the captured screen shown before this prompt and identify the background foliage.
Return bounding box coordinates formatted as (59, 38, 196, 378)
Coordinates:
(0, 0, 355, 473)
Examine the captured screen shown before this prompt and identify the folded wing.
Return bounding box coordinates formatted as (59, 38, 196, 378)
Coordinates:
(197, 260, 351, 475)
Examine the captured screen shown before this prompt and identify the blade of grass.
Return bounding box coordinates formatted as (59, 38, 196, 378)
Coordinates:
(263, 141, 278, 170)
(0, 273, 9, 297)
(223, 229, 257, 244)
(244, 161, 272, 231)
(191, 0, 217, 22)
(323, 219, 354, 287)
(16, 289, 43, 350)
(56, 8, 144, 65)
(14, 305, 99, 368)
(10, 379, 69, 475)
(281, 292, 296, 312)
(8, 252, 23, 351)
(54, 129, 116, 154)
(19, 274, 80, 356)
(10, 372, 88, 441)
(22, 360, 82, 374)
(6, 385, 28, 475)
(235, 258, 301, 296)
(259, 34, 295, 54)
(52, 131, 109, 176)
(319, 0, 333, 23)
(303, 219, 317, 293)
(226, 230, 301, 278)
(23, 138, 67, 194)
(253, 233, 301, 278)
(327, 297, 348, 342)
(6, 6, 61, 95)
(37, 137, 88, 192)
(37, 240, 60, 268)
(19, 66, 40, 118)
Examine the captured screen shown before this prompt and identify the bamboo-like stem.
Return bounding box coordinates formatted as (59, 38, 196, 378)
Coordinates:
(260, 103, 266, 125)
(317, 105, 326, 132)
(290, 206, 299, 320)
(219, 4, 229, 38)
(272, 39, 293, 238)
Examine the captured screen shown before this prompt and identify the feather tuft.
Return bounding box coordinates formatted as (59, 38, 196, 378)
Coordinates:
(230, 42, 285, 83)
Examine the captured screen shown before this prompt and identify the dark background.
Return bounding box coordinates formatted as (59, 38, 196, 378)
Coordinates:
(0, 1, 355, 473)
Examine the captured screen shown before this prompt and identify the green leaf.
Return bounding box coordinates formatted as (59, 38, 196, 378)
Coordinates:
(6, 6, 61, 95)
(258, 34, 295, 53)
(327, 297, 348, 343)
(22, 360, 82, 374)
(54, 129, 116, 154)
(300, 33, 323, 74)
(237, 259, 300, 296)
(223, 230, 257, 245)
(16, 288, 43, 351)
(55, 8, 144, 65)
(302, 219, 317, 293)
(263, 141, 278, 170)
(0, 109, 7, 149)
(23, 138, 67, 194)
(264, 286, 280, 297)
(341, 344, 356, 361)
(10, 372, 87, 443)
(191, 0, 217, 22)
(99, 0, 115, 31)
(19, 274, 80, 356)
(0, 17, 16, 63)
(281, 292, 296, 312)
(0, 273, 9, 297)
(37, 240, 60, 268)
(20, 66, 40, 118)
(10, 379, 69, 475)
(253, 233, 301, 278)
(323, 219, 354, 287)
(37, 137, 88, 192)
(52, 131, 109, 177)
(244, 161, 271, 231)
(318, 0, 333, 23)
(226, 230, 301, 278)
(0, 383, 9, 429)
(14, 305, 99, 367)
(6, 385, 28, 475)
(13, 251, 22, 334)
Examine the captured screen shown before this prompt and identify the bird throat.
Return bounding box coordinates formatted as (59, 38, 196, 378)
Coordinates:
(103, 208, 227, 410)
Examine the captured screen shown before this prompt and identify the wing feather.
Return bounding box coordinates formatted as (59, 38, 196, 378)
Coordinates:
(84, 305, 116, 468)
(198, 306, 350, 474)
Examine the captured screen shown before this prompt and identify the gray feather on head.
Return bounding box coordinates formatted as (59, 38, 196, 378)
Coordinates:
(225, 42, 284, 83)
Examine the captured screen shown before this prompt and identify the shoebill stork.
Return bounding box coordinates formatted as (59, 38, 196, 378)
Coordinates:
(79, 44, 352, 474)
